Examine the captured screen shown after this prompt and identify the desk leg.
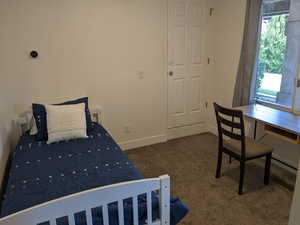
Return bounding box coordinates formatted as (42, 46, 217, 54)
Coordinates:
(253, 120, 257, 140)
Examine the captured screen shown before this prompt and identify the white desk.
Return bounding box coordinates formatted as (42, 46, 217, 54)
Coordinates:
(235, 104, 300, 170)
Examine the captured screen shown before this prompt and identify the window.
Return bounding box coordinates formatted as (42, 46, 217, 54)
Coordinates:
(253, 0, 293, 108)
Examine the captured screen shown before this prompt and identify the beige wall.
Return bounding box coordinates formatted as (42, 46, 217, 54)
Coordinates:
(0, 0, 167, 182)
(0, 0, 299, 208)
(206, 0, 246, 126)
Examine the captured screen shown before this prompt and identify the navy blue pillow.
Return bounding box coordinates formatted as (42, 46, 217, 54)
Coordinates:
(32, 97, 93, 141)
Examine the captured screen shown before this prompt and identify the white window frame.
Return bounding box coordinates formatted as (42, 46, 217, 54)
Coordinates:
(253, 1, 300, 112)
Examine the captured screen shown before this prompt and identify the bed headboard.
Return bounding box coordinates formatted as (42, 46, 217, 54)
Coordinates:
(16, 106, 103, 136)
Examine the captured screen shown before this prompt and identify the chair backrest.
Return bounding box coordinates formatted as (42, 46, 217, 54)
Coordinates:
(213, 103, 246, 158)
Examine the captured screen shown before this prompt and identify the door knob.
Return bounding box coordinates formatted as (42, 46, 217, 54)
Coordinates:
(169, 71, 174, 76)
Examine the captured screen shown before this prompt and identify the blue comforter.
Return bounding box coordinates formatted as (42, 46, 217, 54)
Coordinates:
(0, 123, 188, 225)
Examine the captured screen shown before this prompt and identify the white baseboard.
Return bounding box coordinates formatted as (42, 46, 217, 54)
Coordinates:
(119, 123, 208, 150)
(119, 134, 167, 151)
(167, 123, 207, 140)
(206, 123, 218, 136)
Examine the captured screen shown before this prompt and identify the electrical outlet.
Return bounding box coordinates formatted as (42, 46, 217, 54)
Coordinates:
(124, 125, 131, 134)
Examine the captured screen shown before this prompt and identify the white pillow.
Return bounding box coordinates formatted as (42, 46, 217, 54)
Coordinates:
(46, 103, 88, 144)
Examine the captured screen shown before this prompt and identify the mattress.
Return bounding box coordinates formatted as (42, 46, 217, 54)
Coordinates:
(0, 123, 188, 225)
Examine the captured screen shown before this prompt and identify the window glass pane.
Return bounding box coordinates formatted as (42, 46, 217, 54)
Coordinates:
(254, 0, 293, 108)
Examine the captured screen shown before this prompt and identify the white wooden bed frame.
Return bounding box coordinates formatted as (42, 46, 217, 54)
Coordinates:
(0, 175, 170, 225)
(1, 109, 171, 225)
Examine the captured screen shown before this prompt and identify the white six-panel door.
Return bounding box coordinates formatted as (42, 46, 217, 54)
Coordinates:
(168, 0, 206, 128)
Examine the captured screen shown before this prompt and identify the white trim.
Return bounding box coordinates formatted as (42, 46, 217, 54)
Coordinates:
(206, 123, 218, 136)
(120, 122, 211, 150)
(119, 134, 167, 151)
(167, 123, 207, 140)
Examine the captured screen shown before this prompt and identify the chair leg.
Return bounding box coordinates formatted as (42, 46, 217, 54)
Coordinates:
(229, 155, 232, 164)
(215, 150, 223, 178)
(239, 161, 245, 195)
(264, 153, 272, 185)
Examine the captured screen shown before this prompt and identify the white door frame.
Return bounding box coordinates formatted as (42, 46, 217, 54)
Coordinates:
(165, 0, 208, 140)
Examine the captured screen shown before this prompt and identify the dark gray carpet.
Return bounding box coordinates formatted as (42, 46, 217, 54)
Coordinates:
(126, 133, 295, 225)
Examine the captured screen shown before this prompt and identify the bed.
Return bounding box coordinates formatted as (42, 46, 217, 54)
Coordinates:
(0, 121, 188, 225)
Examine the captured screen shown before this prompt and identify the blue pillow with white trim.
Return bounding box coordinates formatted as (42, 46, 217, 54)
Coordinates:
(32, 97, 93, 141)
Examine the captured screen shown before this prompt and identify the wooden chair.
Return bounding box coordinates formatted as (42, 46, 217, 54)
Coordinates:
(213, 103, 273, 195)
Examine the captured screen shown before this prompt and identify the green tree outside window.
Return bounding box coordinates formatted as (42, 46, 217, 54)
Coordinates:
(256, 14, 288, 93)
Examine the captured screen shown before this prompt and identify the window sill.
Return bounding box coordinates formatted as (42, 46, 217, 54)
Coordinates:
(256, 99, 292, 112)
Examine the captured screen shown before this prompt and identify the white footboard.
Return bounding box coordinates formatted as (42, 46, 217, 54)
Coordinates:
(0, 175, 170, 225)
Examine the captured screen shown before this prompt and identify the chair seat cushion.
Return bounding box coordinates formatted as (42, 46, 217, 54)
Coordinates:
(224, 137, 273, 158)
